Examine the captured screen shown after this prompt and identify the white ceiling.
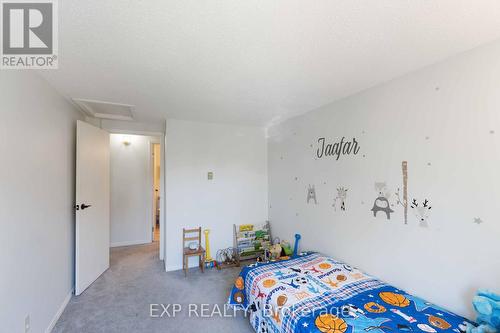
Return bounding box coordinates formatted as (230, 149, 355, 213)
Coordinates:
(40, 1, 500, 127)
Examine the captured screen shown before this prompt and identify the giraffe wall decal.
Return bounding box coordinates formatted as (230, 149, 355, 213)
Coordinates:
(333, 186, 348, 211)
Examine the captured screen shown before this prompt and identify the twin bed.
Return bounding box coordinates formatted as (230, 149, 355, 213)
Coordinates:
(229, 252, 472, 333)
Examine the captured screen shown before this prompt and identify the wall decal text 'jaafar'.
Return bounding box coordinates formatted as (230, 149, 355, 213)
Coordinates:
(316, 137, 361, 160)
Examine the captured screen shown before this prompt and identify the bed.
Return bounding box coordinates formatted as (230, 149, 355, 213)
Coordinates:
(228, 252, 473, 333)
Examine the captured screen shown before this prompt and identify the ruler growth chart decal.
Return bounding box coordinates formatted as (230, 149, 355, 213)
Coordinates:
(396, 161, 409, 224)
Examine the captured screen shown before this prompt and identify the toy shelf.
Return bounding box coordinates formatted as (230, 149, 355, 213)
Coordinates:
(233, 221, 272, 262)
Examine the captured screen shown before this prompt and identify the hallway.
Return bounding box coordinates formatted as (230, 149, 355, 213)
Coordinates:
(53, 242, 252, 333)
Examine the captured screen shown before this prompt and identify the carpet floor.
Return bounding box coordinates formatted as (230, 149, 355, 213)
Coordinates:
(53, 242, 254, 333)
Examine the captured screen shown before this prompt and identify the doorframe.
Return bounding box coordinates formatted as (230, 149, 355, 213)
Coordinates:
(107, 129, 166, 261)
(150, 142, 161, 242)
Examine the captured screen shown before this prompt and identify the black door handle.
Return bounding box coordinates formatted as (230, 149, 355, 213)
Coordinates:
(81, 204, 92, 210)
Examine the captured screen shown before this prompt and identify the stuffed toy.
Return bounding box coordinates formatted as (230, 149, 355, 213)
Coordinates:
(269, 244, 282, 260)
(467, 289, 500, 333)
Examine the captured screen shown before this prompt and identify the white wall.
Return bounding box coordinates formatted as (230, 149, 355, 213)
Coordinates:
(268, 39, 500, 319)
(0, 72, 82, 332)
(110, 134, 160, 247)
(165, 119, 268, 271)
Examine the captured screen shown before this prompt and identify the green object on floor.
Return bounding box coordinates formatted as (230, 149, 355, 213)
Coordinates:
(282, 242, 293, 256)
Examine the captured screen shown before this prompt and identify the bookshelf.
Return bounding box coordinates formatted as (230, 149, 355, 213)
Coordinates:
(233, 221, 272, 262)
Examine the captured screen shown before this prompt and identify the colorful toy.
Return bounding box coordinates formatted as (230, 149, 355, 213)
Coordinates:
(293, 234, 301, 256)
(204, 260, 217, 269)
(204, 229, 217, 268)
(204, 229, 213, 261)
(280, 240, 293, 256)
(216, 247, 239, 269)
(269, 243, 282, 260)
(467, 289, 500, 333)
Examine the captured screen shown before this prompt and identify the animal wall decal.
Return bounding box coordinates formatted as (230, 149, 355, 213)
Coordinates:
(306, 185, 317, 204)
(332, 187, 348, 211)
(371, 182, 394, 220)
(410, 199, 432, 227)
(395, 161, 409, 224)
(375, 181, 392, 199)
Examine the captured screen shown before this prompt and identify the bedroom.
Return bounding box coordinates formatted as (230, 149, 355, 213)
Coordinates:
(1, 1, 499, 333)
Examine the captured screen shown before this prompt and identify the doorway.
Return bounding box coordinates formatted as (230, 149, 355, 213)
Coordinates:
(108, 134, 164, 258)
(152, 143, 161, 242)
(75, 123, 167, 297)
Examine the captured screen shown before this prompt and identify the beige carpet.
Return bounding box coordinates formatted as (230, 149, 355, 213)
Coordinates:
(53, 242, 253, 332)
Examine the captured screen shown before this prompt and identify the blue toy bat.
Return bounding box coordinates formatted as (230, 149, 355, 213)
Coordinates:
(293, 234, 301, 256)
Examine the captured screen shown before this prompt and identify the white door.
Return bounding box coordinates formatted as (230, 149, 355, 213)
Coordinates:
(75, 120, 110, 295)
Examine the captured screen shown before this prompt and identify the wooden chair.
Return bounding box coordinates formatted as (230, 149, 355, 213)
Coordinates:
(182, 227, 205, 277)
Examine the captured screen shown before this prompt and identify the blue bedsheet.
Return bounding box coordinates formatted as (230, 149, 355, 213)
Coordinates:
(228, 252, 474, 333)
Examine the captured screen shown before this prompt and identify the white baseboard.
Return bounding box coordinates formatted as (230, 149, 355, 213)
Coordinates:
(166, 264, 182, 272)
(45, 289, 73, 333)
(166, 262, 204, 272)
(110, 239, 151, 247)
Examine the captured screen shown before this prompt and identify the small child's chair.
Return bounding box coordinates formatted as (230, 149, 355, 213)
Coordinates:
(182, 227, 205, 277)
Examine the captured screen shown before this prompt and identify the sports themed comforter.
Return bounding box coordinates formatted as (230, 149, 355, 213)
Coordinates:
(228, 252, 474, 333)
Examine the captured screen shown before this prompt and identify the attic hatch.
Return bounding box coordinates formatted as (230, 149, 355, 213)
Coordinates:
(72, 98, 135, 121)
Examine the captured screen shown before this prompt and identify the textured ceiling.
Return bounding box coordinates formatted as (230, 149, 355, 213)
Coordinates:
(39, 0, 500, 126)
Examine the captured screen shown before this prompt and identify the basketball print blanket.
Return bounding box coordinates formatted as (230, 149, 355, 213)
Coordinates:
(228, 252, 474, 333)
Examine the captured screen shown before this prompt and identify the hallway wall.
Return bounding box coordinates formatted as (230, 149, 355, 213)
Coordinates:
(110, 134, 161, 247)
